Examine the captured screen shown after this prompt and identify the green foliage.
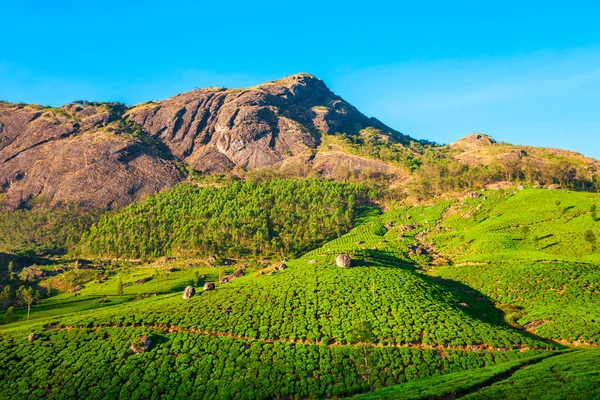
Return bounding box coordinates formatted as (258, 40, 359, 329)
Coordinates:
(430, 189, 600, 344)
(80, 179, 364, 259)
(354, 351, 559, 399)
(0, 199, 104, 256)
(2, 306, 14, 323)
(116, 277, 123, 296)
(0, 326, 547, 399)
(463, 350, 600, 400)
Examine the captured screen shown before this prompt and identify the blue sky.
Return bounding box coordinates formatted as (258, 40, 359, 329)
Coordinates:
(2, 1, 600, 158)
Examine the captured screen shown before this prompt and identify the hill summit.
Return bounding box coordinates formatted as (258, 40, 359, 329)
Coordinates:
(0, 73, 407, 209)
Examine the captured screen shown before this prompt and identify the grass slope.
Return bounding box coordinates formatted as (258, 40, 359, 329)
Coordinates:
(0, 207, 554, 399)
(428, 188, 600, 345)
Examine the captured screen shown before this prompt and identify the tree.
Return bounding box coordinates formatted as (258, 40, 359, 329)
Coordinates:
(350, 320, 376, 391)
(584, 230, 596, 251)
(521, 225, 530, 240)
(3, 306, 15, 323)
(7, 261, 16, 280)
(116, 277, 124, 296)
(16, 286, 35, 321)
(0, 285, 13, 307)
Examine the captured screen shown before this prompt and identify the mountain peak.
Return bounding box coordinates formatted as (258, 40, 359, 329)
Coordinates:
(452, 133, 497, 148)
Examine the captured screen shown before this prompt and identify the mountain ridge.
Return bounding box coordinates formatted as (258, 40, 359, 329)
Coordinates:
(1, 73, 598, 210)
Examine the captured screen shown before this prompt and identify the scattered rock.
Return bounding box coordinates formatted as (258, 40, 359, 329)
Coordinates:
(123, 282, 133, 288)
(220, 308, 232, 314)
(98, 299, 112, 304)
(182, 286, 195, 299)
(458, 302, 470, 308)
(206, 255, 217, 266)
(547, 184, 561, 190)
(203, 282, 215, 291)
(277, 263, 287, 271)
(335, 254, 352, 268)
(230, 268, 245, 278)
(267, 271, 275, 276)
(410, 245, 428, 255)
(28, 332, 40, 342)
(356, 240, 364, 245)
(484, 181, 513, 190)
(524, 320, 547, 332)
(307, 259, 317, 265)
(465, 191, 480, 199)
(69, 285, 84, 293)
(136, 276, 152, 284)
(221, 277, 229, 284)
(384, 221, 395, 229)
(130, 336, 152, 354)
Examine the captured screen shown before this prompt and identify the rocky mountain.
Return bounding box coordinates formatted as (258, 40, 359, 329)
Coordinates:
(0, 74, 407, 209)
(125, 73, 409, 173)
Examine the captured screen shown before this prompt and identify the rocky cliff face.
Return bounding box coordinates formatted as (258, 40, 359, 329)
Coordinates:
(126, 73, 408, 173)
(0, 103, 183, 209)
(0, 73, 403, 208)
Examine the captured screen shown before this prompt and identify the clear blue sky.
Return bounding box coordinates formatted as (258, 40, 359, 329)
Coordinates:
(3, 1, 600, 158)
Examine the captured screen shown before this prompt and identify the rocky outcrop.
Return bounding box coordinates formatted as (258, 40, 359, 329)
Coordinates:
(0, 103, 183, 209)
(126, 73, 407, 173)
(336, 254, 352, 267)
(182, 286, 195, 299)
(0, 74, 407, 209)
(130, 336, 152, 354)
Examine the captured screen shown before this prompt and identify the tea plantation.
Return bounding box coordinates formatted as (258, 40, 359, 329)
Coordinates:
(1, 184, 599, 398)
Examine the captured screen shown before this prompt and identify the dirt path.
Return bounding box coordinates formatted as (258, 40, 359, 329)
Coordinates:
(49, 322, 553, 353)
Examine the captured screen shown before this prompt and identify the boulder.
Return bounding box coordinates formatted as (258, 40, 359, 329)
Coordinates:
(547, 184, 561, 190)
(307, 259, 317, 265)
(203, 282, 215, 291)
(131, 336, 152, 354)
(136, 276, 152, 284)
(335, 254, 352, 268)
(230, 269, 245, 278)
(28, 332, 40, 342)
(221, 277, 229, 284)
(69, 285, 84, 293)
(277, 263, 287, 271)
(410, 245, 429, 255)
(465, 191, 480, 199)
(206, 255, 217, 266)
(182, 286, 195, 299)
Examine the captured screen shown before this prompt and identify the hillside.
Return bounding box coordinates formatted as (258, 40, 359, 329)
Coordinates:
(2, 74, 599, 212)
(1, 74, 600, 399)
(1, 183, 599, 398)
(0, 74, 408, 209)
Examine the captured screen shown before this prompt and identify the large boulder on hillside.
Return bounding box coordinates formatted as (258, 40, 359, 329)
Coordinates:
(203, 282, 215, 291)
(131, 336, 152, 354)
(336, 254, 352, 268)
(182, 286, 195, 299)
(28, 332, 40, 342)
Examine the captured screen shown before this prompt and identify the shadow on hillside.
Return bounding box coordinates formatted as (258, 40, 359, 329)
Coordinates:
(355, 251, 566, 349)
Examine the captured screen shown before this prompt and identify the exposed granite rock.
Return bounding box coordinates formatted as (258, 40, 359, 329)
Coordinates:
(0, 104, 183, 209)
(126, 73, 407, 173)
(335, 254, 352, 267)
(0, 74, 407, 208)
(182, 286, 195, 299)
